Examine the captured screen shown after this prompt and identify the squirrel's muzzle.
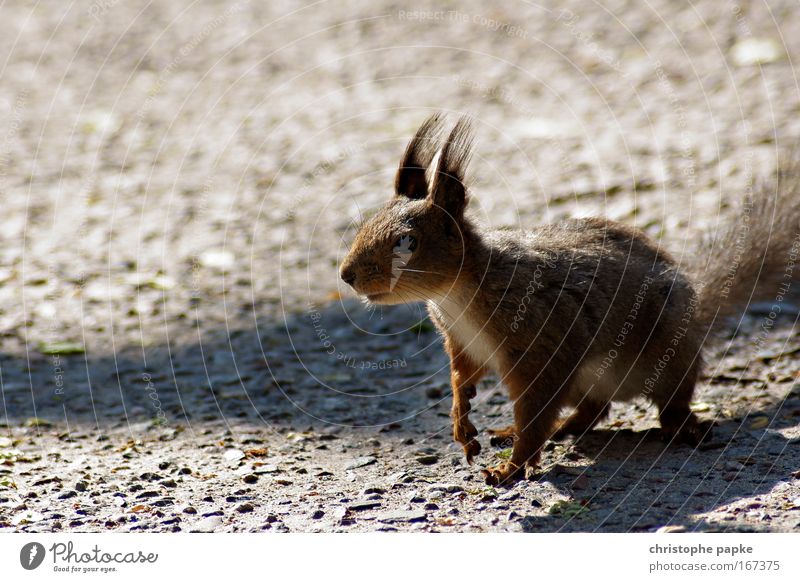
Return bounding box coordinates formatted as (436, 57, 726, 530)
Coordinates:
(340, 264, 357, 288)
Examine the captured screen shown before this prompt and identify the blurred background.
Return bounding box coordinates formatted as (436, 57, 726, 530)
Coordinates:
(1, 1, 799, 532)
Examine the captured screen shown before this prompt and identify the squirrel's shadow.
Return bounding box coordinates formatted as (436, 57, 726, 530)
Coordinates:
(518, 396, 800, 532)
(1, 297, 797, 532)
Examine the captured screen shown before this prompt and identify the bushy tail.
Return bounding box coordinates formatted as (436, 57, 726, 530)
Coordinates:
(690, 154, 800, 330)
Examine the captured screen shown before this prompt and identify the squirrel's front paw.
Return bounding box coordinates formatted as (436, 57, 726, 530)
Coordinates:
(453, 417, 481, 463)
(462, 439, 482, 464)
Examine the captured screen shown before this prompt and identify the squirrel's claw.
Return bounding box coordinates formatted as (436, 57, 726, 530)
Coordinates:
(463, 439, 481, 464)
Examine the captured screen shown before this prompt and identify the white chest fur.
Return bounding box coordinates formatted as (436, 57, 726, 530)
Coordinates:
(428, 295, 502, 371)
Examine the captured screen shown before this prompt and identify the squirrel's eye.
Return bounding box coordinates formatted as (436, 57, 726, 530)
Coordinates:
(394, 235, 417, 253)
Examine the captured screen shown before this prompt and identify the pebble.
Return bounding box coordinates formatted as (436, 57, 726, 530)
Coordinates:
(498, 491, 520, 502)
(425, 386, 443, 399)
(224, 449, 245, 463)
(656, 525, 687, 533)
(191, 516, 224, 532)
(362, 486, 387, 495)
(377, 510, 427, 524)
(199, 249, 235, 270)
(348, 501, 382, 512)
(427, 484, 463, 494)
(415, 455, 439, 466)
(346, 456, 377, 470)
(236, 503, 254, 513)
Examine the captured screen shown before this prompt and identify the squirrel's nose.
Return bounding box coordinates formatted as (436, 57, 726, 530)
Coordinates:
(340, 265, 356, 287)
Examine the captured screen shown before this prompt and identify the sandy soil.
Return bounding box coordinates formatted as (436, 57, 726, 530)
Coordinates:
(0, 0, 799, 532)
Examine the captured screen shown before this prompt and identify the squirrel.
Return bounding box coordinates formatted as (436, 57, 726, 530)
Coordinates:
(339, 113, 800, 485)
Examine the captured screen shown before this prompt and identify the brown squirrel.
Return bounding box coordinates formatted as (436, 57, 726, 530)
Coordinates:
(339, 113, 800, 485)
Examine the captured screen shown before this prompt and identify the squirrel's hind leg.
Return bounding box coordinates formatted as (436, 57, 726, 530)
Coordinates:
(552, 400, 610, 440)
(486, 425, 516, 448)
(654, 365, 713, 446)
(486, 398, 610, 448)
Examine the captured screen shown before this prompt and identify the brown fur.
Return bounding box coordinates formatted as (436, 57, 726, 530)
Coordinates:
(340, 113, 800, 485)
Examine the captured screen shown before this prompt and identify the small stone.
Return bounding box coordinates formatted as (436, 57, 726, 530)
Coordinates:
(199, 249, 235, 270)
(731, 38, 783, 66)
(11, 511, 44, 525)
(656, 525, 687, 533)
(387, 471, 408, 483)
(415, 455, 439, 466)
(242, 474, 259, 484)
(332, 507, 348, 523)
(408, 491, 425, 503)
(311, 510, 325, 520)
(362, 486, 386, 495)
(346, 456, 377, 470)
(378, 510, 427, 524)
(224, 449, 245, 463)
(191, 516, 224, 532)
(425, 386, 443, 399)
(498, 491, 520, 502)
(348, 501, 382, 512)
(427, 483, 463, 494)
(236, 503, 254, 513)
(181, 506, 197, 514)
(75, 481, 88, 492)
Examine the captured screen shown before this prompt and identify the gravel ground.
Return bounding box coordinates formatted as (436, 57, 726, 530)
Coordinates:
(1, 0, 799, 533)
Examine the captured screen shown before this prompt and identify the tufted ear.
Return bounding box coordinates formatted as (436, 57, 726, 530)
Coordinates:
(394, 113, 445, 200)
(428, 115, 474, 219)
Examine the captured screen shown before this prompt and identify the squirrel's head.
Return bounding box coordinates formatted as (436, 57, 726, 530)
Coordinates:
(340, 113, 475, 305)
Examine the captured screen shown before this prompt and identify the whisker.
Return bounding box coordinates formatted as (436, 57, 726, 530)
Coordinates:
(353, 197, 364, 223)
(397, 267, 443, 275)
